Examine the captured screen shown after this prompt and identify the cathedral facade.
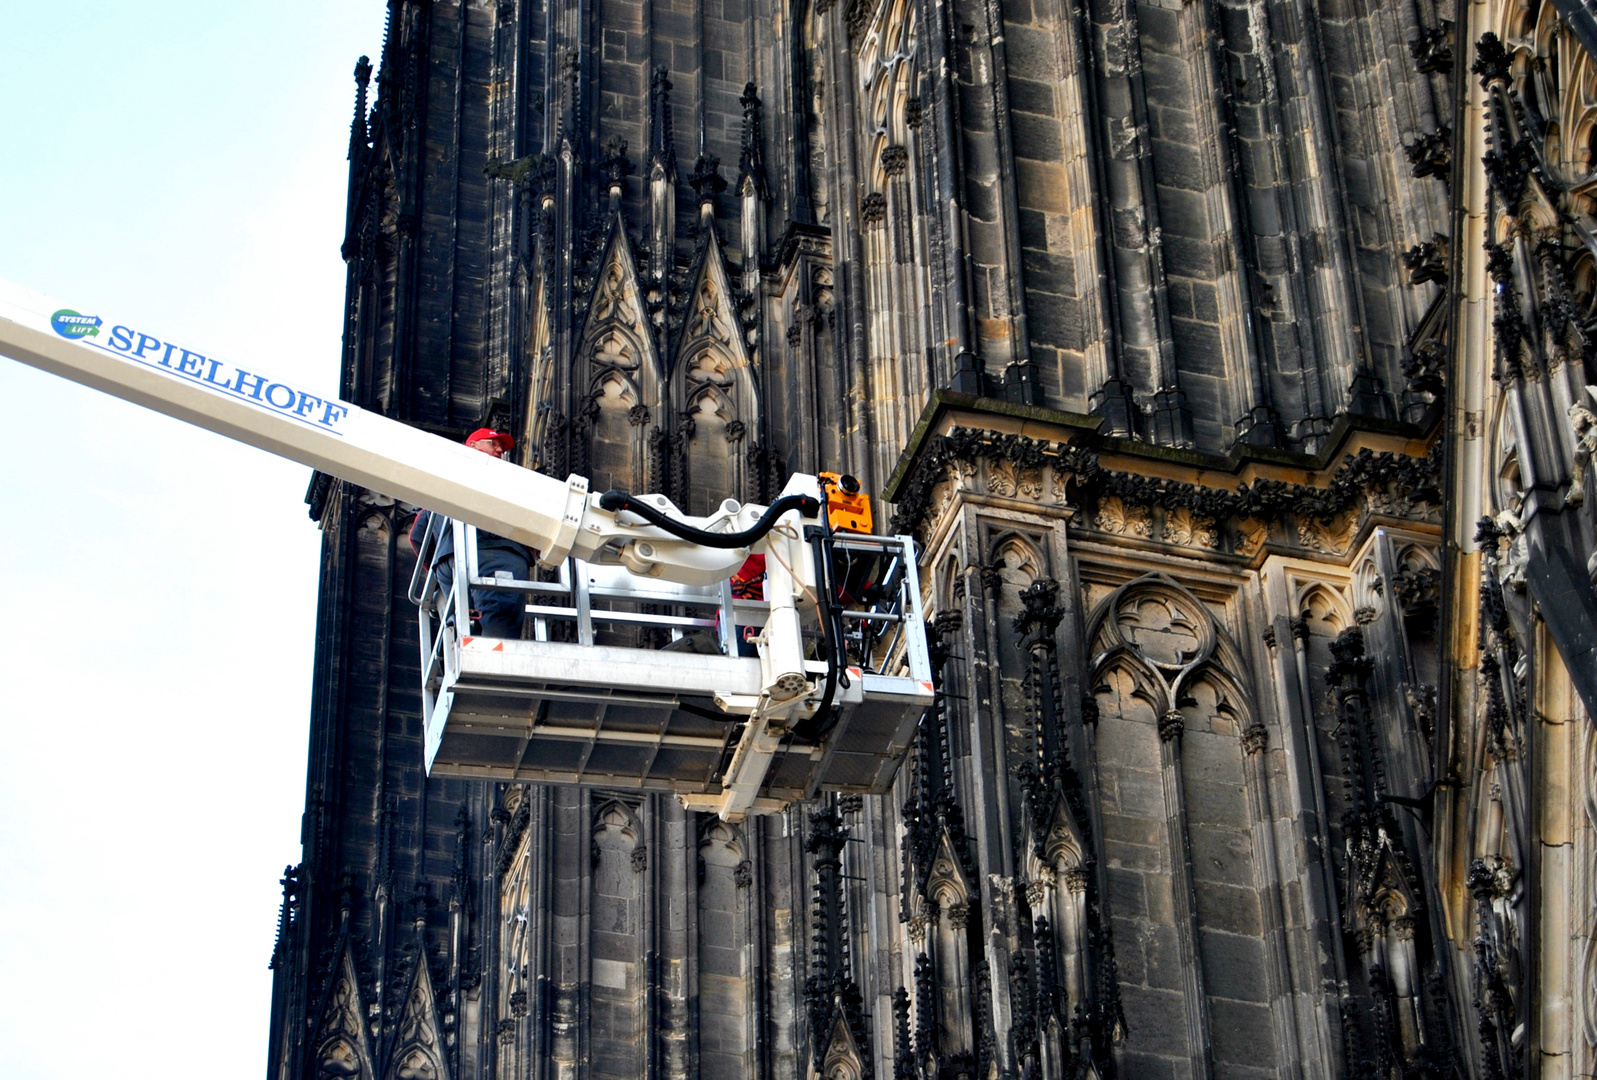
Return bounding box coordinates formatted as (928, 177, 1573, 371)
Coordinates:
(266, 0, 1597, 1076)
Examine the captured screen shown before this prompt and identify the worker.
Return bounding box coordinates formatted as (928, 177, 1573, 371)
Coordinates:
(409, 428, 533, 638)
(659, 552, 767, 656)
(729, 553, 766, 657)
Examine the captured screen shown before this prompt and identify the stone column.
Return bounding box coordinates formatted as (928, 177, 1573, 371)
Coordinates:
(1156, 707, 1215, 1079)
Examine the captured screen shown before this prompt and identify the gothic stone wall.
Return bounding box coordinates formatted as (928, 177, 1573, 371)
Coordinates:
(265, 0, 1477, 1076)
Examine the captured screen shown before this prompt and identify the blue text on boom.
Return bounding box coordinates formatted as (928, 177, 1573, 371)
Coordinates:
(105, 325, 349, 431)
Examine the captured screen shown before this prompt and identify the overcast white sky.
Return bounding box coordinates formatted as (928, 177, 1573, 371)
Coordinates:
(0, 4, 387, 1075)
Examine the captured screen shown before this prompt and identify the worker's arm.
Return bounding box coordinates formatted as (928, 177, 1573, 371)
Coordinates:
(408, 509, 439, 560)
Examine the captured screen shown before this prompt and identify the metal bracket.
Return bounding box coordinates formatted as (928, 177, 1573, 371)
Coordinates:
(539, 473, 590, 566)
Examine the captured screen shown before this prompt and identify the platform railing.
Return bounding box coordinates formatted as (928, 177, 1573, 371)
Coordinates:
(820, 534, 928, 682)
(409, 518, 755, 725)
(409, 517, 932, 749)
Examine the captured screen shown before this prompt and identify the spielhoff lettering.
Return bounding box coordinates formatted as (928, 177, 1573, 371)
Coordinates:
(202, 358, 230, 388)
(231, 367, 269, 399)
(101, 323, 349, 432)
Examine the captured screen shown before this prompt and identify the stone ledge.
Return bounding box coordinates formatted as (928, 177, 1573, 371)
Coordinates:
(884, 389, 1439, 505)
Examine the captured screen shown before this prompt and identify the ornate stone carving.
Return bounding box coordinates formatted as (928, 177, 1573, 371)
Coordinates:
(1410, 20, 1453, 73)
(1024, 875, 1050, 909)
(1297, 509, 1358, 554)
(890, 428, 1440, 542)
(737, 82, 768, 199)
(1472, 31, 1511, 87)
(1405, 127, 1451, 179)
(988, 458, 1018, 497)
(1570, 393, 1597, 505)
(687, 154, 727, 204)
(597, 135, 635, 190)
(1235, 518, 1269, 557)
(311, 948, 377, 1078)
(1018, 467, 1043, 500)
(1093, 496, 1152, 538)
(1164, 506, 1218, 548)
(1402, 339, 1445, 397)
(1401, 234, 1450, 286)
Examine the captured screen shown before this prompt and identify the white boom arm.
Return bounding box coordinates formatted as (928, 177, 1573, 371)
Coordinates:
(0, 290, 803, 586)
(0, 285, 925, 822)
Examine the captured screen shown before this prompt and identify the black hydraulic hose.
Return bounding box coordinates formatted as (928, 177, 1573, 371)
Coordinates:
(795, 526, 843, 743)
(600, 486, 843, 742)
(676, 698, 745, 724)
(597, 490, 821, 548)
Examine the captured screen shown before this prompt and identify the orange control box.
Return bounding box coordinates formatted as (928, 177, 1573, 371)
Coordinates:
(820, 472, 873, 534)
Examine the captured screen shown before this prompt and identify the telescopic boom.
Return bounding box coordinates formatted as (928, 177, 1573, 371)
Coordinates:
(0, 289, 766, 584)
(0, 285, 932, 819)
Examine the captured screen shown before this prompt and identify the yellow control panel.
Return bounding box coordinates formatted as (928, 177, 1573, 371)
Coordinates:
(821, 472, 872, 534)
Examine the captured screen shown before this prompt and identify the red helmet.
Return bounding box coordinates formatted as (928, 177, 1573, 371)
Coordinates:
(465, 427, 514, 451)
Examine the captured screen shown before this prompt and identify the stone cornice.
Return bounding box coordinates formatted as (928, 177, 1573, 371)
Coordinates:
(884, 395, 1443, 556)
(884, 391, 1438, 503)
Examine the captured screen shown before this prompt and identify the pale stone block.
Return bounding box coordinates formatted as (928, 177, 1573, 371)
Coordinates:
(592, 957, 630, 990)
(1542, 705, 1573, 845)
(1014, 160, 1073, 213)
(1181, 728, 1246, 785)
(1541, 842, 1573, 1056)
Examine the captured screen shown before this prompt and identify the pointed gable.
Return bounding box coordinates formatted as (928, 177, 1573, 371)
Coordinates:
(1346, 828, 1423, 930)
(925, 828, 972, 908)
(386, 956, 451, 1080)
(1041, 794, 1086, 870)
(581, 219, 653, 348)
(574, 216, 663, 492)
(819, 1009, 867, 1080)
(674, 231, 752, 378)
(669, 232, 759, 512)
(311, 943, 377, 1080)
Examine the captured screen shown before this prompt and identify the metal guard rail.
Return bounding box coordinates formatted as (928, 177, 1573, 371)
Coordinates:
(410, 518, 931, 761)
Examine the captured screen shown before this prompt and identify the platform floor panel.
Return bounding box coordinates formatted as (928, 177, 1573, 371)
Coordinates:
(426, 638, 931, 800)
(453, 636, 766, 697)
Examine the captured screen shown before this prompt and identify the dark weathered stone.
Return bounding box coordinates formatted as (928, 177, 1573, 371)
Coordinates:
(266, 0, 1495, 1076)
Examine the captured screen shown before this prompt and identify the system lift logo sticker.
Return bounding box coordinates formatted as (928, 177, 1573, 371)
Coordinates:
(51, 309, 103, 340)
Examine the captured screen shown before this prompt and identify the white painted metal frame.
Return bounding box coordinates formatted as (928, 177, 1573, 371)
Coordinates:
(0, 297, 933, 815)
(413, 520, 934, 818)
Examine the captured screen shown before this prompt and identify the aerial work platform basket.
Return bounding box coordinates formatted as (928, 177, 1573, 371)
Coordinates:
(409, 520, 934, 817)
(0, 298, 930, 818)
